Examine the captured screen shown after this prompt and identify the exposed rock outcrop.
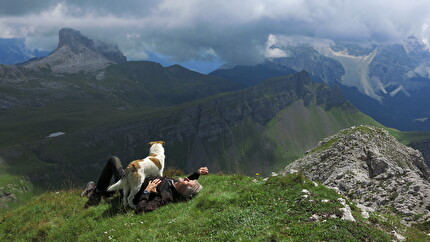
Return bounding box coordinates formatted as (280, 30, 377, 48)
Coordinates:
(411, 138, 430, 168)
(282, 125, 430, 224)
(24, 28, 126, 73)
(0, 177, 30, 209)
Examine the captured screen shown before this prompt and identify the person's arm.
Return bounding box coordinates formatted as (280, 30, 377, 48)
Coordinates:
(187, 167, 209, 180)
(135, 179, 173, 214)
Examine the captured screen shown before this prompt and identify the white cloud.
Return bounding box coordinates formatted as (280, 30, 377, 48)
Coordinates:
(264, 34, 287, 58)
(1, 0, 430, 65)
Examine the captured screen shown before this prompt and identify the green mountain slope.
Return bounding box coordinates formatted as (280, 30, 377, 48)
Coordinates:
(1, 69, 430, 212)
(0, 71, 423, 186)
(4, 173, 428, 241)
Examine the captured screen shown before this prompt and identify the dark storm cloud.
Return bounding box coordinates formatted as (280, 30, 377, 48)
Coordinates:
(1, 0, 430, 65)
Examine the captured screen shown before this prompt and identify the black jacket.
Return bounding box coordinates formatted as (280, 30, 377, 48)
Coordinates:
(134, 172, 200, 214)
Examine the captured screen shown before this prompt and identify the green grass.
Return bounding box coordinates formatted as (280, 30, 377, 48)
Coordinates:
(387, 128, 430, 146)
(264, 101, 385, 170)
(0, 170, 36, 213)
(3, 173, 425, 241)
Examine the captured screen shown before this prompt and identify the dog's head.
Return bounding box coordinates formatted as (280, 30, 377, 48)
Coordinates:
(148, 141, 165, 147)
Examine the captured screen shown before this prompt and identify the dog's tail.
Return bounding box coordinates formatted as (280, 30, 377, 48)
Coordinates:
(107, 179, 124, 191)
(107, 163, 139, 192)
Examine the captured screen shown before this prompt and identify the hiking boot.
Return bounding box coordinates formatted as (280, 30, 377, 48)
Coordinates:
(81, 181, 96, 197)
(84, 190, 102, 208)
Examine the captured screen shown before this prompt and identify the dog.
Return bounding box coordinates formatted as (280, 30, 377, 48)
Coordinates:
(107, 141, 165, 209)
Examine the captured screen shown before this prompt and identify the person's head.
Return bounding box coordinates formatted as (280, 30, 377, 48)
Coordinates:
(174, 177, 203, 199)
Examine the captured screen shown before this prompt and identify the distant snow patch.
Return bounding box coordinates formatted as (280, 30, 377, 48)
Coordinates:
(414, 117, 428, 122)
(46, 132, 65, 138)
(389, 85, 410, 97)
(406, 63, 430, 79)
(320, 47, 382, 101)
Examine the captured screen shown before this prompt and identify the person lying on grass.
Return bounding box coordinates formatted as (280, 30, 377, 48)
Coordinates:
(82, 156, 209, 214)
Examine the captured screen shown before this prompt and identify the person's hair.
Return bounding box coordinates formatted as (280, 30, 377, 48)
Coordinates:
(177, 181, 203, 199)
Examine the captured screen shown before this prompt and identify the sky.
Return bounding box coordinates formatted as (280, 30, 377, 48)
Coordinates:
(1, 0, 430, 73)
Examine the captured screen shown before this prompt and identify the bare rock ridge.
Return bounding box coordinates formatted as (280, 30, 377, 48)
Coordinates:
(57, 28, 126, 63)
(412, 138, 430, 168)
(24, 28, 126, 73)
(282, 125, 430, 224)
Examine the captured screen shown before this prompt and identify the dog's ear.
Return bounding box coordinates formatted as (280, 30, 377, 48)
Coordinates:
(148, 141, 154, 146)
(160, 141, 165, 146)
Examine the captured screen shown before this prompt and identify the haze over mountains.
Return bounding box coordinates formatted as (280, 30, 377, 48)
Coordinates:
(0, 38, 50, 65)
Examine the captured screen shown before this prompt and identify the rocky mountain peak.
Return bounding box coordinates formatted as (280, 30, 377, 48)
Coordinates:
(57, 28, 126, 63)
(58, 28, 91, 50)
(24, 28, 126, 73)
(282, 125, 430, 224)
(402, 35, 429, 54)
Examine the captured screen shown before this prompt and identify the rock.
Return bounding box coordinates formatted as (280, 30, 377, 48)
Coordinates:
(282, 125, 430, 224)
(338, 198, 355, 221)
(391, 230, 406, 241)
(309, 214, 320, 222)
(24, 28, 126, 73)
(356, 204, 374, 219)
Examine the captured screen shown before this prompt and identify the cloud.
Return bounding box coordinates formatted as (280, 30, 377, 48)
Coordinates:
(264, 35, 288, 58)
(1, 0, 430, 66)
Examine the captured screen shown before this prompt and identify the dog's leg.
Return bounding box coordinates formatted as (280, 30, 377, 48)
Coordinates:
(127, 187, 139, 209)
(122, 188, 129, 208)
(127, 175, 145, 209)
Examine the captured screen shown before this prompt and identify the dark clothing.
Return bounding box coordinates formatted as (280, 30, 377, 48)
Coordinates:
(94, 156, 200, 213)
(134, 171, 200, 214)
(94, 156, 125, 195)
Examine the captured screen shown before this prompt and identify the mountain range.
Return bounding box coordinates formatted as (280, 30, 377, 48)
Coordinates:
(0, 38, 50, 65)
(0, 28, 429, 210)
(257, 37, 430, 131)
(2, 30, 430, 132)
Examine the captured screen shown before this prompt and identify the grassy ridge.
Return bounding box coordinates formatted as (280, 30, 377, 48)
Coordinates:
(2, 173, 416, 241)
(264, 101, 384, 171)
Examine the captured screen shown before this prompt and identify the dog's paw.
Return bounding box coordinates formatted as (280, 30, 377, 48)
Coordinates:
(128, 201, 136, 209)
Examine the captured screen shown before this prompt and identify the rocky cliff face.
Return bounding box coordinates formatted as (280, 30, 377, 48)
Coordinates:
(282, 125, 430, 224)
(24, 28, 126, 73)
(411, 138, 430, 168)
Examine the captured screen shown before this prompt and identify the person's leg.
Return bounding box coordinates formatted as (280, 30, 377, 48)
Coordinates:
(85, 156, 124, 207)
(94, 156, 125, 193)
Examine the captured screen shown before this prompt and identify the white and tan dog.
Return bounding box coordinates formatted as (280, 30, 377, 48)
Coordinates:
(107, 141, 165, 208)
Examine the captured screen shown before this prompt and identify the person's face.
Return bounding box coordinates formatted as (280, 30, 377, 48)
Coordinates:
(177, 177, 196, 187)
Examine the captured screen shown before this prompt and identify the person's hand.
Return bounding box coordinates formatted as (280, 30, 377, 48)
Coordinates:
(145, 179, 161, 193)
(198, 167, 209, 175)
